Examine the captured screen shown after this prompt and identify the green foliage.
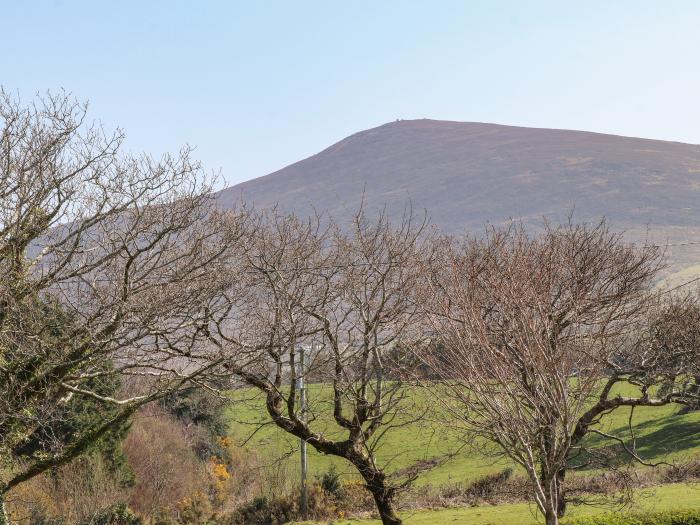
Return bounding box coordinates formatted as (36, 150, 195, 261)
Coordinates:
(13, 363, 133, 484)
(5, 297, 134, 485)
(56, 367, 133, 481)
(562, 510, 700, 525)
(319, 465, 343, 498)
(162, 387, 228, 436)
(230, 494, 296, 525)
(160, 387, 228, 459)
(161, 387, 229, 459)
(1, 295, 88, 455)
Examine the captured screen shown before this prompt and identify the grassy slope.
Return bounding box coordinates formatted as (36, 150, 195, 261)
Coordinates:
(227, 382, 700, 487)
(292, 483, 700, 525)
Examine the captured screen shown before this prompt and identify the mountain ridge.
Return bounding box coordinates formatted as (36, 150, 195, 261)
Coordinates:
(216, 119, 700, 274)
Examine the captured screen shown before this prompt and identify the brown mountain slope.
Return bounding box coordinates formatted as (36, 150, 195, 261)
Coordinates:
(216, 119, 700, 273)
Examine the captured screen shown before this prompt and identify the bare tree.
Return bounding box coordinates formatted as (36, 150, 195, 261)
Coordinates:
(418, 221, 699, 525)
(638, 292, 700, 409)
(0, 90, 242, 523)
(208, 208, 433, 525)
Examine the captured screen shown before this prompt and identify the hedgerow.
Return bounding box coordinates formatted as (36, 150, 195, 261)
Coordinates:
(563, 510, 700, 525)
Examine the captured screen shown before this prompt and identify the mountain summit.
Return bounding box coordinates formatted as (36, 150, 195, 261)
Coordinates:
(216, 119, 700, 271)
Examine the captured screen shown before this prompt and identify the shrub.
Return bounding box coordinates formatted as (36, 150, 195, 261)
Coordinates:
(84, 504, 141, 525)
(464, 467, 514, 500)
(123, 405, 208, 517)
(176, 491, 213, 525)
(8, 451, 131, 525)
(228, 482, 338, 524)
(335, 480, 375, 515)
(319, 466, 343, 498)
(562, 510, 700, 525)
(160, 388, 229, 449)
(661, 461, 700, 484)
(228, 493, 296, 525)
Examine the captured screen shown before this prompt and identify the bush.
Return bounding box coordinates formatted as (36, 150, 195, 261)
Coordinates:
(83, 504, 141, 525)
(123, 406, 208, 517)
(334, 480, 375, 515)
(8, 451, 132, 525)
(562, 510, 700, 525)
(228, 493, 296, 525)
(464, 467, 513, 500)
(319, 466, 343, 498)
(228, 482, 338, 524)
(176, 491, 213, 525)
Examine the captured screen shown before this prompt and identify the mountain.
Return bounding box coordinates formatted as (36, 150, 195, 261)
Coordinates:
(216, 119, 700, 275)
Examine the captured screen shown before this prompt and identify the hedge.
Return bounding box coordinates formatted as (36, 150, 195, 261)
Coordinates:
(562, 510, 700, 525)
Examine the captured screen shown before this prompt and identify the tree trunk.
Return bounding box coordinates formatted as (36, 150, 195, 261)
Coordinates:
(350, 453, 401, 525)
(544, 507, 559, 525)
(556, 468, 567, 518)
(680, 376, 700, 414)
(539, 468, 560, 525)
(369, 487, 401, 525)
(0, 490, 9, 525)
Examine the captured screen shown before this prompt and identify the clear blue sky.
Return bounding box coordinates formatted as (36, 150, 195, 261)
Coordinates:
(3, 1, 699, 189)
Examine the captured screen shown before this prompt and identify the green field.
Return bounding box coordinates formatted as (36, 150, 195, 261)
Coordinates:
(291, 483, 700, 525)
(227, 382, 700, 488)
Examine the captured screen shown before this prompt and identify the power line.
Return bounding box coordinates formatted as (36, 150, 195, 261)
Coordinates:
(652, 241, 700, 248)
(660, 275, 700, 295)
(650, 240, 700, 294)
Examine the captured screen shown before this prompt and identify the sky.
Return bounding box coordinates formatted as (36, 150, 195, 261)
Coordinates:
(3, 1, 700, 189)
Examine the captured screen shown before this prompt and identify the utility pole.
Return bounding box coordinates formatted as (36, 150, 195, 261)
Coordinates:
(298, 344, 308, 519)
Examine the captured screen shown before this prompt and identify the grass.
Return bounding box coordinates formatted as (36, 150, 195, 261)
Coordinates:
(226, 384, 508, 486)
(291, 483, 700, 524)
(226, 382, 700, 487)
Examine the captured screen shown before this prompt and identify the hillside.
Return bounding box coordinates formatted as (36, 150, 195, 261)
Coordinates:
(292, 484, 700, 525)
(229, 383, 700, 524)
(216, 119, 700, 274)
(227, 383, 700, 488)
